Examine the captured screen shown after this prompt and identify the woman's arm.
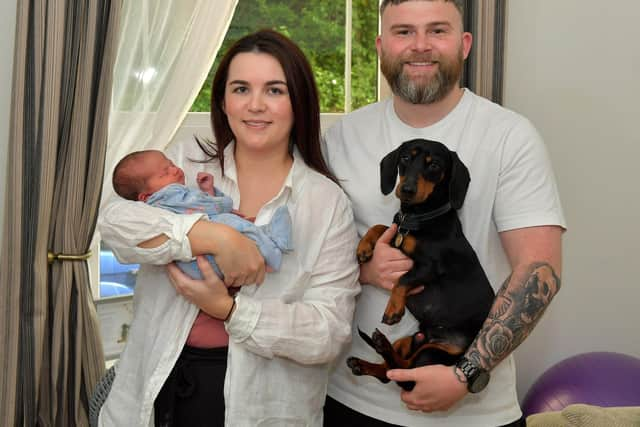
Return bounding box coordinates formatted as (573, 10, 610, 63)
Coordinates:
(187, 220, 267, 286)
(226, 195, 361, 364)
(167, 257, 235, 319)
(169, 193, 361, 365)
(99, 198, 204, 265)
(99, 198, 266, 285)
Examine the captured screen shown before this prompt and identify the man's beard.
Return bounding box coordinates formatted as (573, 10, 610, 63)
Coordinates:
(380, 47, 464, 104)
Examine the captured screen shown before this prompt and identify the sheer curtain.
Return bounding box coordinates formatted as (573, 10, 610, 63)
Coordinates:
(102, 0, 238, 206)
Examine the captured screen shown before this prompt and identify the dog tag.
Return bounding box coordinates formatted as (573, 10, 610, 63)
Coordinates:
(394, 233, 404, 247)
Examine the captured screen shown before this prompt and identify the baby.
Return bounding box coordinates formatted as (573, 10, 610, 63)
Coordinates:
(112, 149, 292, 279)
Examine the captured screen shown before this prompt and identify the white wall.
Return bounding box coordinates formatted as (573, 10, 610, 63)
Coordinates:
(504, 1, 640, 400)
(0, 0, 17, 252)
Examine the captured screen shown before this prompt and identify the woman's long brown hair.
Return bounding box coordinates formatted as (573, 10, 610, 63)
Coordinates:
(197, 29, 337, 183)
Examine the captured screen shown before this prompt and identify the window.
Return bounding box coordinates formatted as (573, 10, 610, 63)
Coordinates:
(190, 0, 379, 113)
(99, 242, 139, 298)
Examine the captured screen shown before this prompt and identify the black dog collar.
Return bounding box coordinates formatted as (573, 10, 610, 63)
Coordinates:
(393, 202, 453, 232)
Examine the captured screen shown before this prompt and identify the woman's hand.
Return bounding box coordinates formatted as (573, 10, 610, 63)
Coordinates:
(187, 220, 267, 287)
(167, 256, 235, 320)
(358, 224, 414, 291)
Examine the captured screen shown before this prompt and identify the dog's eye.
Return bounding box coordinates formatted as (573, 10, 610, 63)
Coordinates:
(428, 162, 441, 172)
(399, 155, 410, 163)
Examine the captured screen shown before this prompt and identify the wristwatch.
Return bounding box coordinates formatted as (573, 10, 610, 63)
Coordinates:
(456, 357, 490, 393)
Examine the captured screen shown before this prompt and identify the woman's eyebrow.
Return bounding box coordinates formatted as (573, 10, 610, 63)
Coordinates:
(228, 79, 287, 86)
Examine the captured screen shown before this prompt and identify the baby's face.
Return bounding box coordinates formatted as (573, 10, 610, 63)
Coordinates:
(142, 151, 186, 193)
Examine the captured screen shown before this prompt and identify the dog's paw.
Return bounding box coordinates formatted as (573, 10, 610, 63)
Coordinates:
(381, 307, 405, 325)
(346, 357, 364, 375)
(371, 329, 393, 353)
(356, 239, 375, 264)
(382, 291, 407, 325)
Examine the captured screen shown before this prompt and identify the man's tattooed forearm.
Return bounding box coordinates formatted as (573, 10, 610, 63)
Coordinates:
(466, 262, 561, 370)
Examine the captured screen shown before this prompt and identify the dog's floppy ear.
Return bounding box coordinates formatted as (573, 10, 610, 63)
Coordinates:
(449, 151, 470, 209)
(380, 146, 401, 195)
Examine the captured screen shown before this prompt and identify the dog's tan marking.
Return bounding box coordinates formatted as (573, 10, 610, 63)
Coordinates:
(414, 177, 435, 204)
(404, 342, 465, 367)
(400, 234, 418, 255)
(383, 284, 410, 325)
(393, 336, 415, 359)
(395, 175, 406, 199)
(357, 224, 389, 264)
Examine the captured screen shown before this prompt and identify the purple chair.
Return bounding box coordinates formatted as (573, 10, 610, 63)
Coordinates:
(522, 351, 640, 416)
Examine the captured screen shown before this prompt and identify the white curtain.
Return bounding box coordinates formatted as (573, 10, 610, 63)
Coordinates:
(102, 0, 238, 206)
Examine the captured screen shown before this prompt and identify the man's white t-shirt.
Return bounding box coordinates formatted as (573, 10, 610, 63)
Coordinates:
(322, 89, 566, 427)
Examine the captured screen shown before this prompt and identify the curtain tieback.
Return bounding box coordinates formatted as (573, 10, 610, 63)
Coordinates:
(47, 250, 92, 264)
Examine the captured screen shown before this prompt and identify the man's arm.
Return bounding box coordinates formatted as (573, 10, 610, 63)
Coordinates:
(465, 225, 563, 372)
(387, 225, 563, 412)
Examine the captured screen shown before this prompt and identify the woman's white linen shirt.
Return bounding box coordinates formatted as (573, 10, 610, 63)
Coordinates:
(98, 141, 360, 427)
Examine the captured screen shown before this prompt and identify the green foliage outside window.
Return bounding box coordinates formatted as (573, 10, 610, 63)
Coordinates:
(190, 0, 378, 113)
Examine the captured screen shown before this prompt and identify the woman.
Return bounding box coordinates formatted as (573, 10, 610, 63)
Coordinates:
(98, 30, 360, 427)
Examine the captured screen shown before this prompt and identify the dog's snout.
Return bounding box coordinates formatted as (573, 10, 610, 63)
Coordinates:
(400, 182, 416, 196)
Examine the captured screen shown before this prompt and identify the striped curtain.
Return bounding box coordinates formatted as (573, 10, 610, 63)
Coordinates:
(0, 1, 121, 426)
(462, 0, 506, 104)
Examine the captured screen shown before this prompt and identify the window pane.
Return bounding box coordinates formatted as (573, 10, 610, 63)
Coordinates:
(351, 0, 379, 109)
(190, 0, 378, 113)
(99, 242, 139, 298)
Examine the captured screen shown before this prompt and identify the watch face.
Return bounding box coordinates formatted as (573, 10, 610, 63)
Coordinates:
(469, 371, 490, 393)
(457, 357, 490, 393)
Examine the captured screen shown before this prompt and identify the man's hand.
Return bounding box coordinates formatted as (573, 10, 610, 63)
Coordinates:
(386, 365, 468, 413)
(359, 224, 413, 291)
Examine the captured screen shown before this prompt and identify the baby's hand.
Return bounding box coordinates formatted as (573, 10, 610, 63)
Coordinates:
(197, 172, 215, 195)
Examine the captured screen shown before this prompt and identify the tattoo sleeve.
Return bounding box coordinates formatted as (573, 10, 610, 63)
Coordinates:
(465, 262, 561, 371)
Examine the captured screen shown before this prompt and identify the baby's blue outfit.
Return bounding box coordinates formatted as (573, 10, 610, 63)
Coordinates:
(146, 183, 293, 279)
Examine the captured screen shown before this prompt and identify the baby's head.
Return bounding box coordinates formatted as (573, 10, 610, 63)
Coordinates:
(113, 150, 185, 201)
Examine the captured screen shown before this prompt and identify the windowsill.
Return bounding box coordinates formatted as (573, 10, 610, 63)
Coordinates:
(96, 294, 134, 361)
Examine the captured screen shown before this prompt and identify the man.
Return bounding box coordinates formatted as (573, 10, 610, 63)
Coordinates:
(322, 1, 565, 426)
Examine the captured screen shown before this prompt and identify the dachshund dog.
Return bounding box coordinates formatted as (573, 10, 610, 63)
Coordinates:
(347, 138, 495, 391)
